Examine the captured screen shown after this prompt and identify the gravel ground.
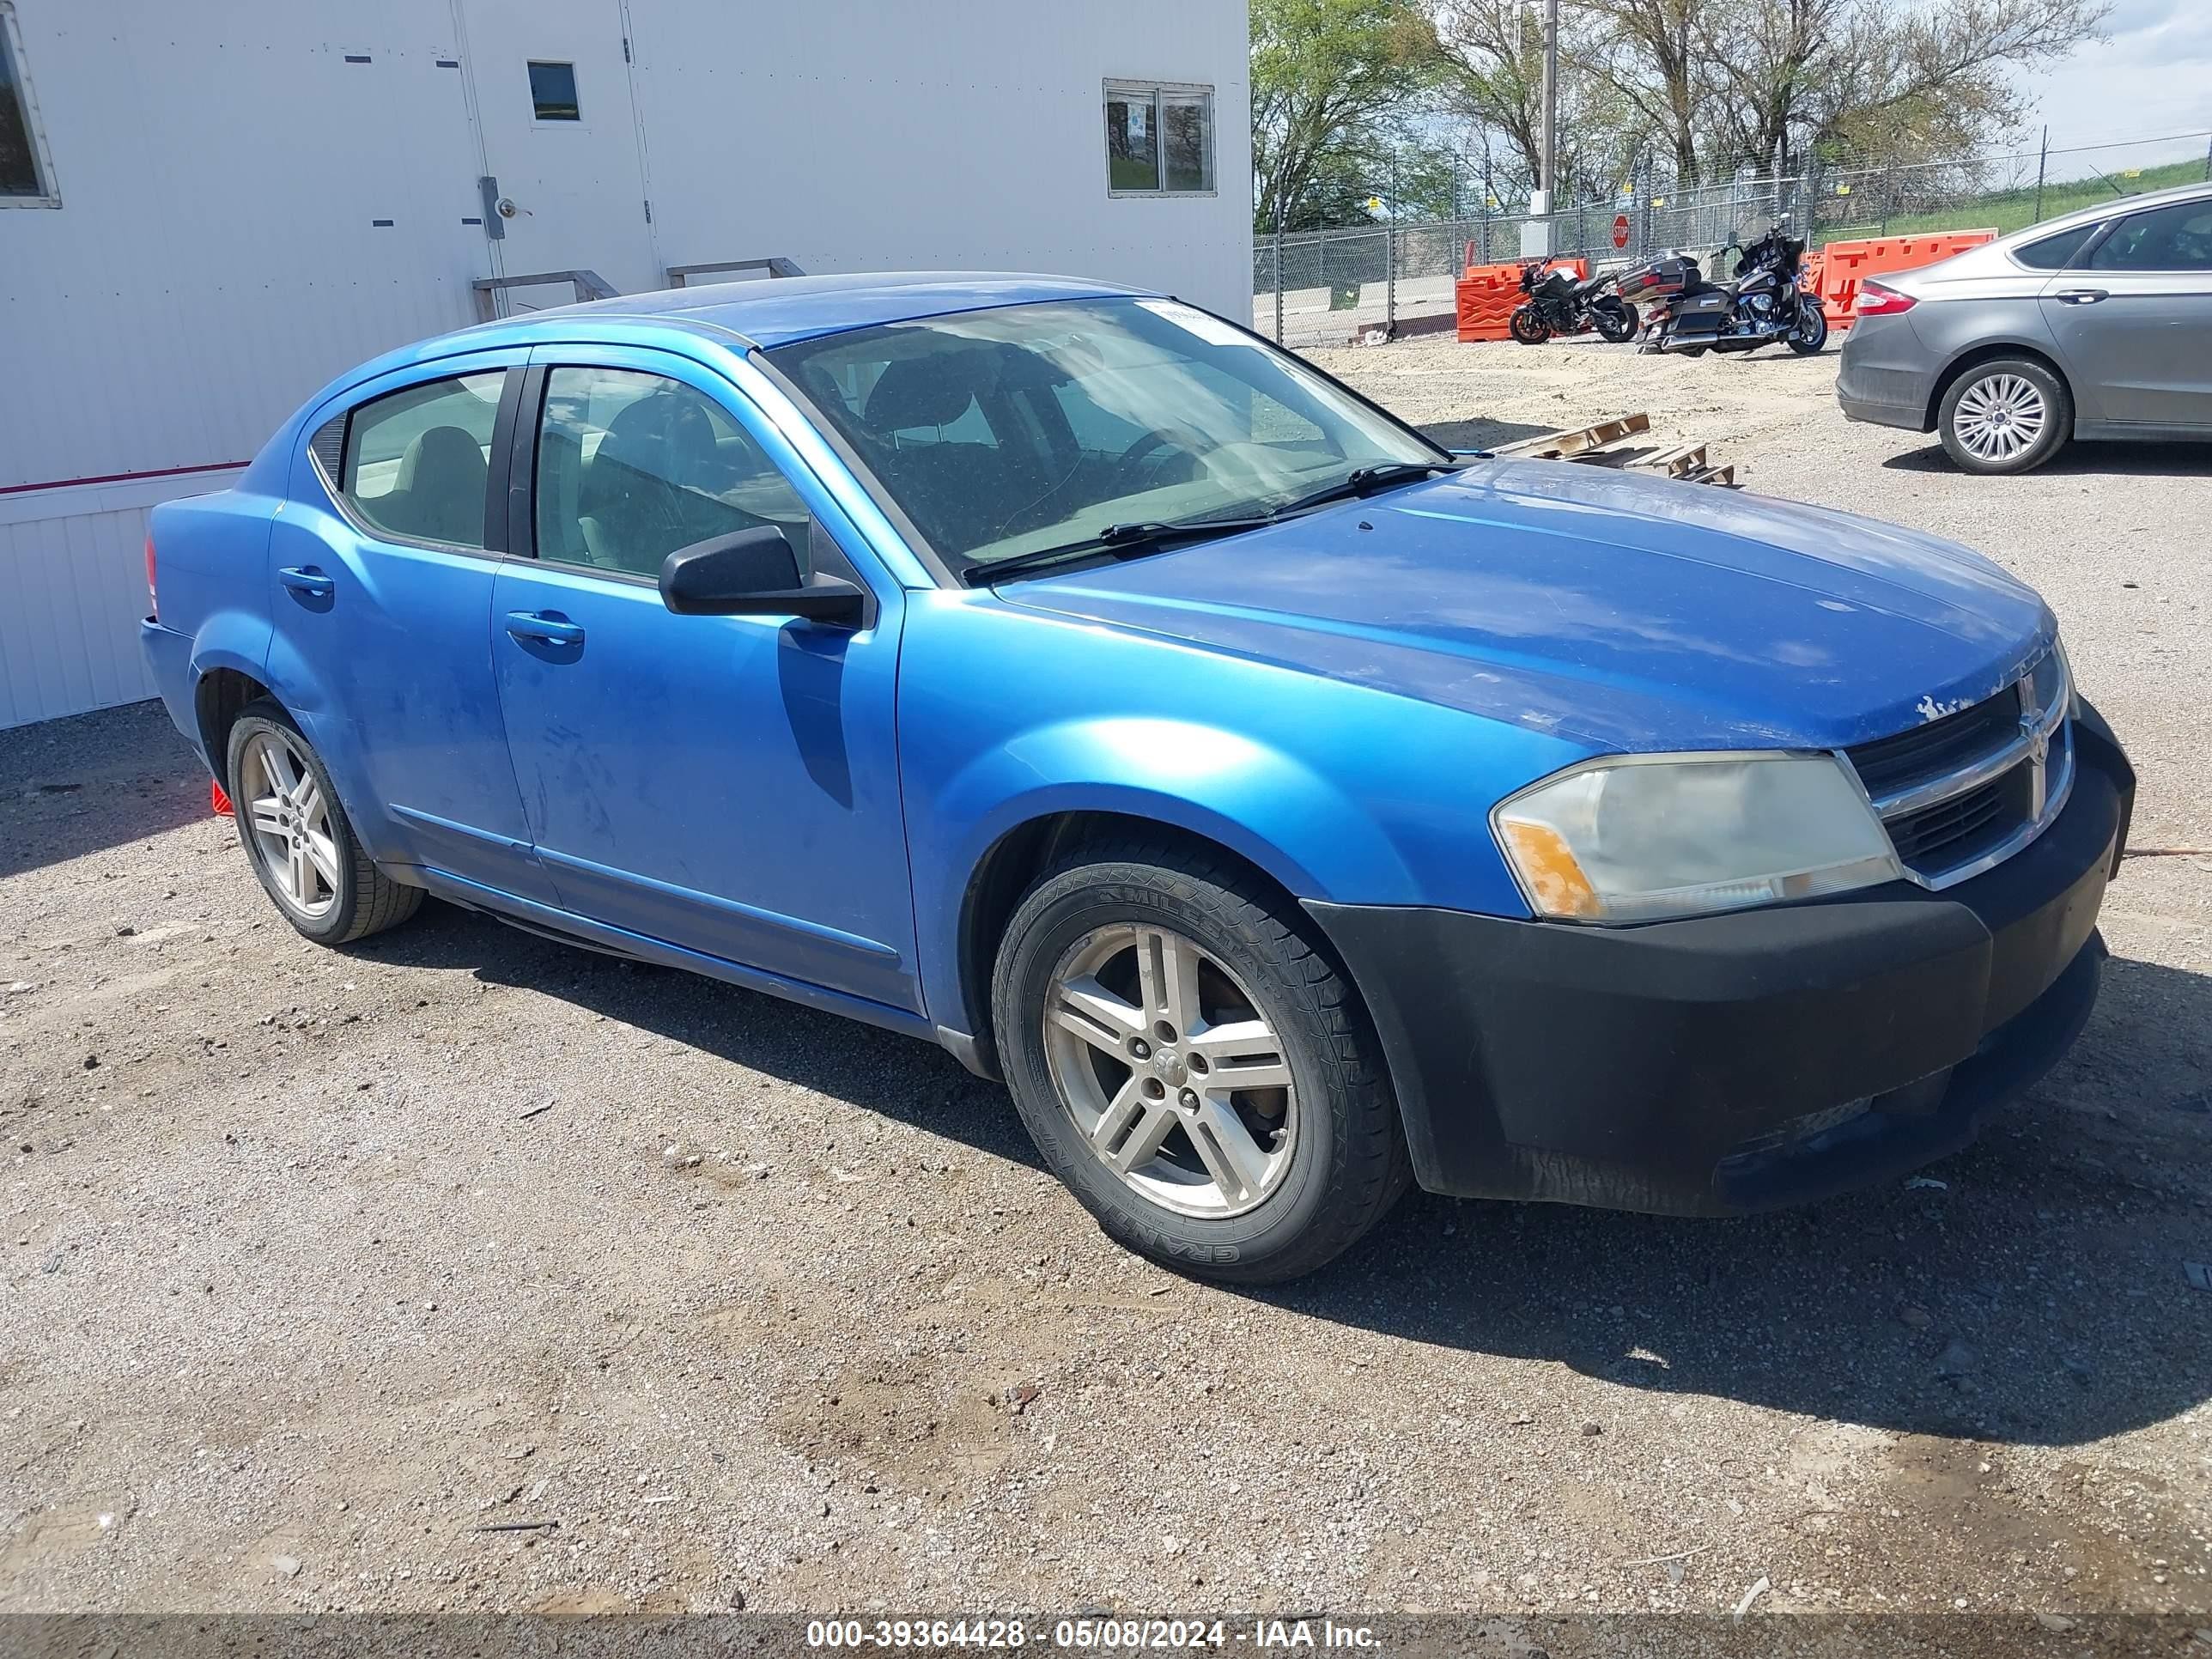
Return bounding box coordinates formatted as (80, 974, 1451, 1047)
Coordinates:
(3, 338, 2209, 1627)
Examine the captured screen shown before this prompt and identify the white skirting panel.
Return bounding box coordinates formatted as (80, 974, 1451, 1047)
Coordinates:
(0, 473, 241, 730)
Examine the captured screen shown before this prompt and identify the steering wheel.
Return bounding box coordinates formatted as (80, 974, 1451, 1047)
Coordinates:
(1116, 428, 1176, 471)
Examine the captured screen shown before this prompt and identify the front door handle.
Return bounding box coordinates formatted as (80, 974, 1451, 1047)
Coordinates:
(2055, 288, 2108, 305)
(277, 566, 334, 599)
(503, 611, 585, 647)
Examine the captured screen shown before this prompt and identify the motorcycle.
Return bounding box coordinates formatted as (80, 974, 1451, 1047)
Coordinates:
(1619, 223, 1827, 357)
(1507, 258, 1639, 345)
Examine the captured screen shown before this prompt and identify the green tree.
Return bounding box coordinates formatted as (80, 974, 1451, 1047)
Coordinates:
(1252, 0, 1439, 230)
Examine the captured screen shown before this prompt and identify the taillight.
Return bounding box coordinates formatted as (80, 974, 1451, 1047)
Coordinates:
(1855, 280, 1917, 317)
(144, 534, 158, 622)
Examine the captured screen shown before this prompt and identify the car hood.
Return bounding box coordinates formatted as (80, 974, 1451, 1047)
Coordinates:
(1000, 459, 2054, 754)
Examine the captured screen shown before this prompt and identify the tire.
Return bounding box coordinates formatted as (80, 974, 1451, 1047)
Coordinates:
(1937, 357, 2071, 475)
(1785, 296, 1829, 355)
(990, 838, 1409, 1285)
(1508, 305, 1551, 345)
(1679, 343, 1711, 358)
(1591, 299, 1634, 343)
(226, 700, 422, 945)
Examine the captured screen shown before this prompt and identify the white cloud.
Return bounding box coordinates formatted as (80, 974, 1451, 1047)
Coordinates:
(2014, 0, 2212, 164)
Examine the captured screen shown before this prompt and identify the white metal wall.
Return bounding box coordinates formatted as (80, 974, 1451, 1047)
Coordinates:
(629, 0, 1253, 320)
(0, 0, 1251, 729)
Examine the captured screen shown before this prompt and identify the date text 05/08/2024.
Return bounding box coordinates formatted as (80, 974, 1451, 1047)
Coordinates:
(805, 1618, 1382, 1650)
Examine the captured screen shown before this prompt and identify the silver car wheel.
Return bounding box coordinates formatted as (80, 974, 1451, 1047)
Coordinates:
(241, 732, 341, 920)
(1953, 373, 2048, 464)
(1042, 923, 1297, 1219)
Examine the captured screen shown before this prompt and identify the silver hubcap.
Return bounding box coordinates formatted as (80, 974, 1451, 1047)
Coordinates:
(242, 733, 340, 920)
(1954, 374, 2047, 463)
(1042, 924, 1297, 1218)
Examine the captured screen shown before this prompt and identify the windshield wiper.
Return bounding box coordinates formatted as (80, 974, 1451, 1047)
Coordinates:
(962, 513, 1274, 586)
(1267, 458, 1468, 517)
(961, 458, 1467, 587)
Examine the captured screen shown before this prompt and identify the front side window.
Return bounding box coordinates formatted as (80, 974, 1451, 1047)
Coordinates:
(533, 367, 810, 580)
(528, 60, 580, 121)
(2087, 199, 2212, 271)
(338, 372, 504, 548)
(770, 297, 1437, 572)
(1105, 82, 1213, 194)
(1, 3, 55, 202)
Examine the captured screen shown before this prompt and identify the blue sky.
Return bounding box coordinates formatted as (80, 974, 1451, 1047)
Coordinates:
(2018, 0, 2212, 158)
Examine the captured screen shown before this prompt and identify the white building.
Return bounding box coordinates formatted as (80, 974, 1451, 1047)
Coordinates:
(0, 0, 1251, 728)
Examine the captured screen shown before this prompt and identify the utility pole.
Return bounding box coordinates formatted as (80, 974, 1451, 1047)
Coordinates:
(1539, 0, 1559, 204)
(1524, 0, 1559, 256)
(2034, 125, 2049, 223)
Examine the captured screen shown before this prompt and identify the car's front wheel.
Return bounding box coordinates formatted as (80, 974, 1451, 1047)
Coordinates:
(991, 839, 1408, 1284)
(1937, 357, 2070, 474)
(227, 701, 422, 945)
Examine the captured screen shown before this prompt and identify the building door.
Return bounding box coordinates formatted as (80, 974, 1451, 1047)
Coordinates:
(455, 0, 659, 304)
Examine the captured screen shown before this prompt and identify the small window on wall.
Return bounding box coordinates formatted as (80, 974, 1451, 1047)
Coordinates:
(1105, 82, 1213, 196)
(528, 60, 580, 122)
(1, 2, 58, 204)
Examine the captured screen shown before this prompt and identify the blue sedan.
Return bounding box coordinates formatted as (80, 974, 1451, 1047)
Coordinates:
(140, 273, 2132, 1282)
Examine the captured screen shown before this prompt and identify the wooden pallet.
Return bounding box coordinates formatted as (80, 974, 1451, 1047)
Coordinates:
(1490, 411, 1738, 487)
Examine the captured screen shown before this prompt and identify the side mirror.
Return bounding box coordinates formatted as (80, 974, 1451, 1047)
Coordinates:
(658, 526, 866, 627)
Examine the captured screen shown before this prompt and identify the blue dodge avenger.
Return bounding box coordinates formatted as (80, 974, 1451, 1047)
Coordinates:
(141, 273, 2133, 1282)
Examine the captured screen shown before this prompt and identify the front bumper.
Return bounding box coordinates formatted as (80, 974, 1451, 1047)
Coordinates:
(1308, 712, 2134, 1217)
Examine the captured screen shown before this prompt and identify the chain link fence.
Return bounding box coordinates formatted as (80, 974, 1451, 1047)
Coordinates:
(1254, 129, 2212, 347)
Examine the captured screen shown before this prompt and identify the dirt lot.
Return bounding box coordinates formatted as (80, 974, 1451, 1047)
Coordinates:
(3, 339, 2209, 1625)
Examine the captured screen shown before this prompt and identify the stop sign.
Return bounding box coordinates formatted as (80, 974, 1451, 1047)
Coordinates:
(1613, 213, 1631, 249)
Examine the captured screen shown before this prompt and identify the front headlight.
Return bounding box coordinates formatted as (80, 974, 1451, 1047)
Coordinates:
(1492, 752, 1903, 923)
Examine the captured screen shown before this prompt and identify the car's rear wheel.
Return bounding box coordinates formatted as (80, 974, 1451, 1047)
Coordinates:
(226, 701, 422, 945)
(991, 839, 1408, 1284)
(1937, 358, 2070, 475)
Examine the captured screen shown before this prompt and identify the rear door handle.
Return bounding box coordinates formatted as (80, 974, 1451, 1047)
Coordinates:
(2055, 288, 2108, 305)
(503, 611, 585, 647)
(277, 566, 334, 599)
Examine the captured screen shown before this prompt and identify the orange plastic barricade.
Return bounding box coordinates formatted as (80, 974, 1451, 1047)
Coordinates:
(1816, 230, 1996, 329)
(1455, 257, 1587, 343)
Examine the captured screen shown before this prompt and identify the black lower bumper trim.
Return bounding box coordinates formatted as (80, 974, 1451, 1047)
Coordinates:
(1309, 715, 2133, 1217)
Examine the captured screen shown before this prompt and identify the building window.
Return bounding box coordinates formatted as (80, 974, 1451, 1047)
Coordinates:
(528, 60, 580, 122)
(1104, 81, 1213, 196)
(1, 2, 58, 204)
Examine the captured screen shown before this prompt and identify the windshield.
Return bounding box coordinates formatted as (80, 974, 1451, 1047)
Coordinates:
(765, 297, 1443, 571)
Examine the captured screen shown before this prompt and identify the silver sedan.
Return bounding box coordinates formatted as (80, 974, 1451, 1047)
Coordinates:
(1836, 182, 2212, 474)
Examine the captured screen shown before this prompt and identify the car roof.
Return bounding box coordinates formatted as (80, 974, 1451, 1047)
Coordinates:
(501, 270, 1152, 349)
(1998, 179, 2212, 246)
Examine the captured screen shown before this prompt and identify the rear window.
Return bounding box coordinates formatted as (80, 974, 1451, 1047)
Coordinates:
(2013, 223, 2098, 270)
(337, 372, 505, 549)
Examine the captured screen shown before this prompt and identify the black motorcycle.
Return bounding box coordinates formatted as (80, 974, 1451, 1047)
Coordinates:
(1508, 258, 1638, 345)
(1619, 224, 1827, 357)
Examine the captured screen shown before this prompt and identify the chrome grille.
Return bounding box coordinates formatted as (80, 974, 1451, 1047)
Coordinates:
(1844, 652, 2073, 889)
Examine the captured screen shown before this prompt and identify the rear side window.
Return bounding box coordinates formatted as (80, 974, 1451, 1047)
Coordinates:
(2087, 199, 2212, 271)
(532, 366, 811, 580)
(2013, 223, 2097, 270)
(337, 373, 505, 548)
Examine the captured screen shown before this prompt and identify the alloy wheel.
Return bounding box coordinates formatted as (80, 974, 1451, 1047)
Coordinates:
(241, 732, 341, 920)
(1952, 374, 2047, 465)
(1042, 923, 1297, 1218)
